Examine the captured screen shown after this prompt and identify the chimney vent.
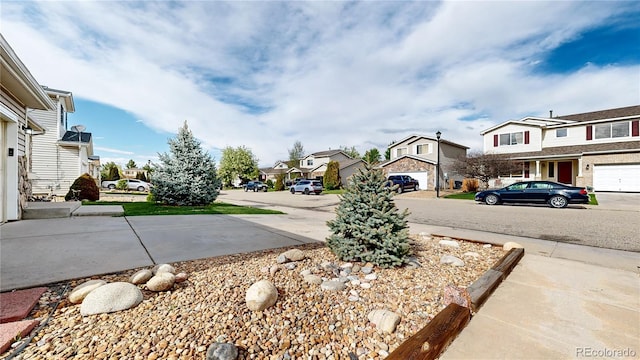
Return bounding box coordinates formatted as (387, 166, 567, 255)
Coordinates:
(549, 110, 553, 118)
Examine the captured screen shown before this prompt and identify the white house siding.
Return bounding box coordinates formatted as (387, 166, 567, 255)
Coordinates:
(30, 108, 60, 193)
(56, 145, 81, 194)
(483, 124, 542, 154)
(1, 93, 27, 221)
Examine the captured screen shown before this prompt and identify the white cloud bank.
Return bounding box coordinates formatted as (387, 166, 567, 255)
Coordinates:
(2, 1, 639, 166)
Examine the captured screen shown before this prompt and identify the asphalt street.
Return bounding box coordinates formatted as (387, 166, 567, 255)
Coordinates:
(221, 190, 640, 252)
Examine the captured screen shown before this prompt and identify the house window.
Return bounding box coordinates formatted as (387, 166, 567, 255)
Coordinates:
(548, 162, 554, 178)
(595, 122, 630, 139)
(556, 129, 567, 137)
(396, 148, 407, 157)
(499, 132, 523, 146)
(306, 159, 313, 166)
(416, 144, 431, 154)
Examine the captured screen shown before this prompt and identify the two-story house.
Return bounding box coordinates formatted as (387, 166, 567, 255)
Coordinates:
(29, 87, 100, 196)
(259, 160, 304, 183)
(380, 135, 469, 190)
(298, 150, 353, 179)
(480, 105, 640, 192)
(1, 34, 56, 221)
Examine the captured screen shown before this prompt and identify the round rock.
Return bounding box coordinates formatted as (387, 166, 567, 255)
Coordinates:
(152, 263, 176, 275)
(439, 239, 460, 248)
(80, 282, 143, 316)
(68, 279, 107, 304)
(174, 272, 189, 283)
(129, 269, 153, 285)
(303, 274, 323, 285)
(440, 255, 465, 267)
(206, 342, 239, 360)
(368, 309, 401, 333)
(282, 249, 305, 262)
(245, 280, 278, 311)
(146, 272, 176, 292)
(320, 280, 346, 291)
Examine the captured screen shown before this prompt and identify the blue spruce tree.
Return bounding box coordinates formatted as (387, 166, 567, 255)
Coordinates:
(151, 121, 220, 205)
(326, 164, 411, 267)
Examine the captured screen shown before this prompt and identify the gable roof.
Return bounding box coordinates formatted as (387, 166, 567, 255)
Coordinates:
(378, 154, 436, 168)
(389, 134, 469, 149)
(42, 86, 75, 113)
(309, 149, 352, 158)
(554, 105, 640, 122)
(338, 158, 365, 169)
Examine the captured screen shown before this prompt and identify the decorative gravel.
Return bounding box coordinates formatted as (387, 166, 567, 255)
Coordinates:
(6, 235, 503, 360)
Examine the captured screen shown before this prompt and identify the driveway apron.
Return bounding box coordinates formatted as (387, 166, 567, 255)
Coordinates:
(0, 217, 152, 291)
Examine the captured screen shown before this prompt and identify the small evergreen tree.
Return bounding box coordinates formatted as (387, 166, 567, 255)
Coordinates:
(323, 161, 341, 190)
(151, 121, 220, 205)
(326, 164, 411, 268)
(275, 174, 285, 191)
(108, 165, 120, 181)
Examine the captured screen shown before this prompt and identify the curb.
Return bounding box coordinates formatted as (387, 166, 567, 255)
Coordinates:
(387, 247, 525, 359)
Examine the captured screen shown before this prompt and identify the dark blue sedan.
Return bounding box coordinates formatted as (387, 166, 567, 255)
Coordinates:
(475, 181, 589, 208)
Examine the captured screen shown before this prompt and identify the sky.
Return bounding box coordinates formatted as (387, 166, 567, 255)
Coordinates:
(2, 1, 639, 168)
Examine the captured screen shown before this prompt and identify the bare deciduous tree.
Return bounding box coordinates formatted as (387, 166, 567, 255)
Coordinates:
(452, 151, 521, 189)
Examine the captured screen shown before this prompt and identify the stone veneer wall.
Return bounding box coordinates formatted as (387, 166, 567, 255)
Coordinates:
(18, 155, 32, 219)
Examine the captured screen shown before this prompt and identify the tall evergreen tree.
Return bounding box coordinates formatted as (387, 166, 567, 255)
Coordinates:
(151, 121, 220, 205)
(326, 164, 411, 268)
(323, 161, 341, 190)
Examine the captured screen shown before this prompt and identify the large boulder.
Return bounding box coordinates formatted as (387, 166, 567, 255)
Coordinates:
(80, 282, 143, 316)
(245, 280, 278, 311)
(68, 279, 107, 304)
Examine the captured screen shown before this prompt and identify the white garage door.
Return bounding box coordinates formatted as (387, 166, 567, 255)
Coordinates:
(388, 172, 429, 190)
(593, 164, 640, 192)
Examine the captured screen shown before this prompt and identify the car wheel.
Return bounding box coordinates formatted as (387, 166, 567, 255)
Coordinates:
(137, 186, 145, 192)
(549, 195, 568, 208)
(397, 186, 403, 194)
(304, 188, 310, 195)
(108, 184, 116, 190)
(414, 184, 419, 191)
(263, 187, 267, 192)
(290, 188, 295, 194)
(485, 194, 500, 205)
(244, 187, 248, 192)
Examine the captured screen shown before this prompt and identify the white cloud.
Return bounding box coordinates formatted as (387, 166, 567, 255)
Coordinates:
(2, 1, 638, 167)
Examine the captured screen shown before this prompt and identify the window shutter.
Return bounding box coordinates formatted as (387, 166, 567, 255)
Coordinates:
(586, 125, 592, 140)
(524, 131, 530, 144)
(493, 134, 498, 147)
(632, 120, 639, 137)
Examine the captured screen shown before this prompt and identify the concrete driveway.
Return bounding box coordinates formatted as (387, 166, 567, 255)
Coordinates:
(0, 215, 318, 292)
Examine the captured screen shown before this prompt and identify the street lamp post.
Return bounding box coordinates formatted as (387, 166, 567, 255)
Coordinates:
(436, 131, 441, 198)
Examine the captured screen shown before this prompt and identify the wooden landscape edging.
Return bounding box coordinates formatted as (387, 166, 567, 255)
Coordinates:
(386, 247, 525, 360)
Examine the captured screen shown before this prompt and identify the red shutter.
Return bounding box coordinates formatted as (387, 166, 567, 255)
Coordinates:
(524, 131, 530, 144)
(632, 120, 639, 137)
(493, 134, 498, 147)
(586, 125, 592, 140)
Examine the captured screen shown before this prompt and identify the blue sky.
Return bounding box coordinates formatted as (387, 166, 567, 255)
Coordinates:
(2, 1, 639, 167)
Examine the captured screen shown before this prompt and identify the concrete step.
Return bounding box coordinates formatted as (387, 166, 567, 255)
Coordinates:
(22, 202, 81, 220)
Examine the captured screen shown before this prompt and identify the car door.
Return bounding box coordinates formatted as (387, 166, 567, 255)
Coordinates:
(523, 182, 552, 202)
(500, 182, 529, 202)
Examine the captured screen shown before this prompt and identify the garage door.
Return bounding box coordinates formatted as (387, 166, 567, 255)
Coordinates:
(388, 172, 429, 190)
(593, 164, 640, 192)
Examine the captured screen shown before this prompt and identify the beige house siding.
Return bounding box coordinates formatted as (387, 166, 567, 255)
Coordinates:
(30, 108, 59, 193)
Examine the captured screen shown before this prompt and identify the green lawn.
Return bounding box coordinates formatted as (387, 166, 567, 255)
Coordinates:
(444, 192, 476, 200)
(322, 189, 345, 195)
(82, 201, 284, 216)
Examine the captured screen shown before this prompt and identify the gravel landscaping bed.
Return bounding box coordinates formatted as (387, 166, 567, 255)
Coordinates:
(6, 235, 502, 360)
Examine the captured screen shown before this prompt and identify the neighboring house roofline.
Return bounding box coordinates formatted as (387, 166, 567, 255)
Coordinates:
(497, 140, 640, 160)
(42, 86, 75, 113)
(389, 134, 469, 149)
(306, 149, 352, 159)
(379, 154, 436, 167)
(480, 120, 554, 135)
(0, 34, 55, 111)
(554, 105, 640, 122)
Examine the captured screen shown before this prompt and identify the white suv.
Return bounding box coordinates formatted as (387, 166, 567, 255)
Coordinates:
(290, 180, 323, 195)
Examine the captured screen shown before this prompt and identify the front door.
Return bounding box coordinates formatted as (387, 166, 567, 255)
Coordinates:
(558, 161, 573, 185)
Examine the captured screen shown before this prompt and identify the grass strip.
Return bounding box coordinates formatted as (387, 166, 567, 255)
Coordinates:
(83, 201, 284, 216)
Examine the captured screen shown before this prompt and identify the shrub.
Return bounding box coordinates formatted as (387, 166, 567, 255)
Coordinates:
(275, 174, 285, 191)
(266, 179, 274, 189)
(323, 161, 341, 190)
(461, 178, 479, 193)
(326, 164, 410, 268)
(65, 173, 100, 201)
(116, 179, 128, 190)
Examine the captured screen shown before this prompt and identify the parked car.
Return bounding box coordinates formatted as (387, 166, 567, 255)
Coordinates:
(474, 181, 589, 208)
(101, 178, 152, 192)
(386, 175, 419, 193)
(244, 181, 268, 192)
(290, 179, 323, 195)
